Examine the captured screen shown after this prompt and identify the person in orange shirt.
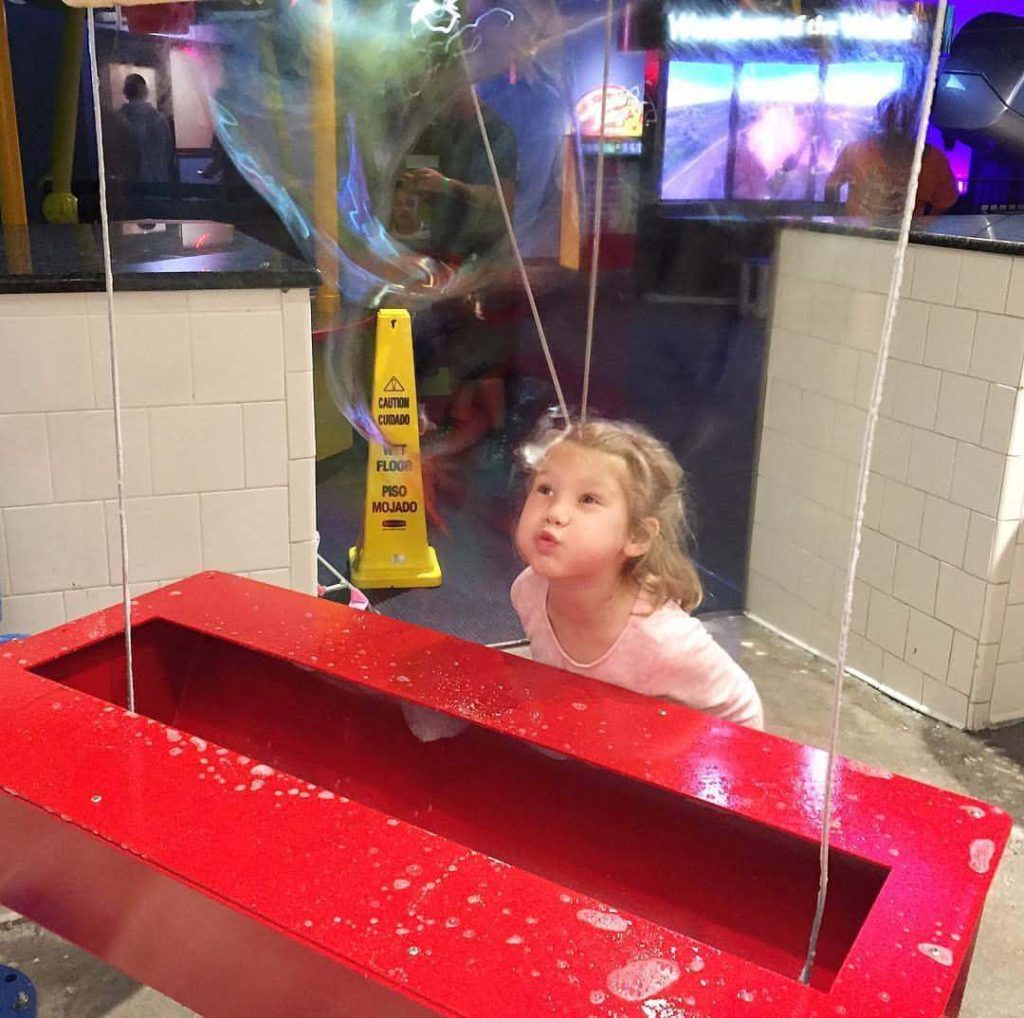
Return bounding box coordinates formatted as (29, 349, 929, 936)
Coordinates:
(826, 91, 958, 218)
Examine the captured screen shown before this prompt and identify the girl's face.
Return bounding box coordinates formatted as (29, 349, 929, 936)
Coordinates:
(516, 441, 649, 585)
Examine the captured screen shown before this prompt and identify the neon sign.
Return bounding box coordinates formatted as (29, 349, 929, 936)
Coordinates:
(575, 85, 644, 139)
(667, 11, 919, 46)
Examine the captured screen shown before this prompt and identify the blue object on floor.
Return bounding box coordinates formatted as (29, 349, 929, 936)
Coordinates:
(0, 636, 26, 646)
(0, 965, 36, 1015)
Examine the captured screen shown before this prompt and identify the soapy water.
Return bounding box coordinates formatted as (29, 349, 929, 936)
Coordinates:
(576, 908, 631, 933)
(918, 942, 954, 966)
(968, 838, 995, 875)
(606, 958, 681, 1002)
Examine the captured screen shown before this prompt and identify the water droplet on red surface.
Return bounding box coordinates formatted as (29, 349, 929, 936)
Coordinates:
(606, 958, 680, 1002)
(577, 909, 631, 933)
(969, 839, 995, 874)
(918, 943, 953, 966)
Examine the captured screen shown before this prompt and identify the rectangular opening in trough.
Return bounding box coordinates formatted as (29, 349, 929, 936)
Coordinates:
(32, 619, 888, 990)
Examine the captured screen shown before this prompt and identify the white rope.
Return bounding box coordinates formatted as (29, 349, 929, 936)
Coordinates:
(580, 0, 615, 421)
(800, 0, 947, 984)
(87, 9, 135, 712)
(458, 45, 569, 423)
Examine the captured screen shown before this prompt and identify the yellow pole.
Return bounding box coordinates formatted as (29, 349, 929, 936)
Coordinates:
(0, 0, 28, 228)
(43, 9, 85, 224)
(311, 0, 341, 324)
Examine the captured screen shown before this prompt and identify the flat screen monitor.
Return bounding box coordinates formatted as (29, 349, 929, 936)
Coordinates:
(733, 62, 820, 201)
(817, 60, 906, 194)
(661, 61, 734, 200)
(660, 58, 907, 202)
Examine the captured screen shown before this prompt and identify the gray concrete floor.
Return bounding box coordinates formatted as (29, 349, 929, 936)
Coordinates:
(1, 616, 1021, 1017)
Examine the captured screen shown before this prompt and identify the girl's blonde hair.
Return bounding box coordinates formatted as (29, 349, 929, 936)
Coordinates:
(520, 417, 703, 611)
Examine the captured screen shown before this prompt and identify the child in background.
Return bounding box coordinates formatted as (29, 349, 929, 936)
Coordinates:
(512, 418, 763, 729)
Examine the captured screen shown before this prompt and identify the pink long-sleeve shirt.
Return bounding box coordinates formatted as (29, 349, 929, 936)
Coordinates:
(511, 568, 764, 729)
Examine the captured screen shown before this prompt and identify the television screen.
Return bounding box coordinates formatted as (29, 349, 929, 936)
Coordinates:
(734, 63, 819, 200)
(660, 58, 908, 202)
(817, 60, 906, 195)
(660, 61, 734, 200)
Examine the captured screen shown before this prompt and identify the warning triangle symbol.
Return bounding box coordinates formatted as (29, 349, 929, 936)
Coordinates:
(383, 376, 406, 393)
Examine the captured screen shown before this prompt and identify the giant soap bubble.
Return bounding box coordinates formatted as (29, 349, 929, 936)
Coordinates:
(103, 0, 941, 447)
(200, 0, 603, 441)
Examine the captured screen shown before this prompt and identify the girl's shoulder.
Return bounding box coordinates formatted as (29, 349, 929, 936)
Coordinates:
(630, 598, 708, 649)
(510, 567, 547, 616)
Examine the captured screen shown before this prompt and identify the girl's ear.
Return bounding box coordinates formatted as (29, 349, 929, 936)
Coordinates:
(625, 517, 659, 559)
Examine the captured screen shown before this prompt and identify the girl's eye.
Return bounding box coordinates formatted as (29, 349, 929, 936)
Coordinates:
(580, 493, 600, 505)
(536, 483, 553, 496)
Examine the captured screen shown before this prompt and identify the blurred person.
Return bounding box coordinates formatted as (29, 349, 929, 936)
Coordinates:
(826, 91, 957, 218)
(403, 86, 520, 458)
(117, 73, 175, 184)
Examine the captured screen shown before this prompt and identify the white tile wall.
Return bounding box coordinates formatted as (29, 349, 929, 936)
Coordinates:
(0, 415, 53, 506)
(924, 306, 976, 375)
(981, 384, 1017, 453)
(0, 288, 318, 636)
(950, 443, 1005, 516)
(956, 251, 1011, 314)
(200, 488, 290, 572)
(5, 502, 109, 594)
(1005, 256, 1024, 318)
(905, 609, 953, 681)
(910, 247, 961, 305)
(970, 313, 1024, 385)
(89, 314, 193, 408)
(936, 373, 988, 444)
(891, 299, 929, 363)
(286, 372, 316, 459)
(919, 496, 969, 565)
(47, 410, 151, 501)
(288, 459, 316, 543)
(921, 677, 969, 727)
(148, 404, 245, 494)
(0, 592, 66, 635)
(893, 545, 938, 614)
(891, 361, 941, 429)
(1, 316, 94, 412)
(906, 428, 955, 498)
(947, 631, 978, 695)
(290, 539, 317, 594)
(105, 495, 203, 583)
(243, 402, 289, 488)
(191, 312, 285, 403)
(991, 661, 1024, 723)
(751, 231, 1024, 728)
(975, 642, 1000, 703)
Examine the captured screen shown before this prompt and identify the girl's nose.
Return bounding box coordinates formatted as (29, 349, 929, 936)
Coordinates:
(546, 500, 569, 525)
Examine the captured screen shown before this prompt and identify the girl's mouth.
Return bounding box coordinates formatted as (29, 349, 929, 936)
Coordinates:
(536, 530, 559, 552)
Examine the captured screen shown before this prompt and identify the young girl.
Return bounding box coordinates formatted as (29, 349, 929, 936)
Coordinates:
(512, 418, 763, 729)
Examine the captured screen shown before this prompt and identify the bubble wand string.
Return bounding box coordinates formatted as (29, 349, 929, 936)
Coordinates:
(457, 43, 569, 424)
(800, 0, 948, 984)
(87, 7, 135, 712)
(580, 0, 615, 422)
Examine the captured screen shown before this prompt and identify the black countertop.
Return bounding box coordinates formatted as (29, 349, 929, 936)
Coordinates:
(653, 204, 1024, 257)
(0, 221, 319, 294)
(793, 214, 1024, 256)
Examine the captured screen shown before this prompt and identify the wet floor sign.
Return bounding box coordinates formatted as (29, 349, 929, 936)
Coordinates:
(349, 310, 442, 589)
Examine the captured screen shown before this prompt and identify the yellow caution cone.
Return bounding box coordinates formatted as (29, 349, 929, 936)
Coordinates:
(349, 309, 442, 589)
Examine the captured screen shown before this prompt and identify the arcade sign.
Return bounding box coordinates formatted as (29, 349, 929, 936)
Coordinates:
(667, 10, 920, 46)
(575, 85, 644, 139)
